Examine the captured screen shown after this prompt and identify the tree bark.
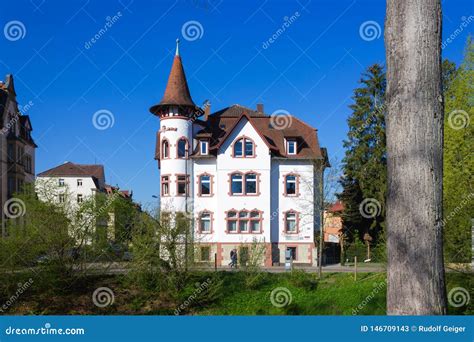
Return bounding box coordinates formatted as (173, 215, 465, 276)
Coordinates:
(385, 0, 447, 314)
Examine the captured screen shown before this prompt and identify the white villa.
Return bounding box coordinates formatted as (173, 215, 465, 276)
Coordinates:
(150, 42, 329, 266)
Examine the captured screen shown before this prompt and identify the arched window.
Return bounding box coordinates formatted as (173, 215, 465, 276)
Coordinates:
(233, 137, 254, 157)
(162, 139, 169, 159)
(177, 138, 188, 158)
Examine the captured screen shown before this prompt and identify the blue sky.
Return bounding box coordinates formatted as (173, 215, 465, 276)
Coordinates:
(0, 0, 472, 207)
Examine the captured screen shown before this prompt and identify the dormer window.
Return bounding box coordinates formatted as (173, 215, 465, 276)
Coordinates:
(200, 140, 208, 155)
(286, 139, 297, 155)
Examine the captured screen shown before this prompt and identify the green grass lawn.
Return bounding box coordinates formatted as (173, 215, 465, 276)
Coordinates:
(2, 270, 471, 315)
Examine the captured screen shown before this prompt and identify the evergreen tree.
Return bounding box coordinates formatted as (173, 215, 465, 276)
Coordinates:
(443, 37, 474, 263)
(338, 64, 387, 248)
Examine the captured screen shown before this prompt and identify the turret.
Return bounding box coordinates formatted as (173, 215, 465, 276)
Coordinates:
(150, 40, 202, 213)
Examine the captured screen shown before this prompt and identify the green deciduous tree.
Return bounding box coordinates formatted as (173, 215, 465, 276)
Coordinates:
(443, 36, 474, 263)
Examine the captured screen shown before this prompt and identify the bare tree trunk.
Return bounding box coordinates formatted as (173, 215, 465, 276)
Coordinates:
(385, 0, 447, 314)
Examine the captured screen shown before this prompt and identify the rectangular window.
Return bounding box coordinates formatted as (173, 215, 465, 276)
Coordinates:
(227, 220, 237, 232)
(231, 174, 243, 194)
(161, 176, 170, 196)
(245, 173, 257, 194)
(200, 247, 210, 261)
(285, 175, 297, 195)
(59, 194, 65, 203)
(200, 140, 208, 155)
(199, 212, 211, 233)
(199, 175, 211, 196)
(177, 175, 188, 195)
(77, 179, 83, 187)
(77, 194, 83, 203)
(7, 177, 15, 196)
(287, 247, 297, 261)
(250, 211, 261, 233)
(7, 144, 13, 161)
(59, 178, 65, 187)
(239, 211, 249, 232)
(287, 140, 297, 155)
(285, 212, 297, 233)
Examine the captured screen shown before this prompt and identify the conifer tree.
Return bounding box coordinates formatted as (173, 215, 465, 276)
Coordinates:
(338, 64, 387, 251)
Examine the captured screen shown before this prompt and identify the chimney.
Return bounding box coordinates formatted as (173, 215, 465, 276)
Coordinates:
(204, 101, 211, 121)
(256, 103, 264, 113)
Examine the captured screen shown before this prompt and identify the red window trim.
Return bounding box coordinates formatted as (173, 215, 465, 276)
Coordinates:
(225, 208, 264, 234)
(161, 174, 171, 197)
(197, 210, 214, 234)
(176, 136, 189, 159)
(161, 138, 170, 159)
(175, 174, 190, 197)
(232, 136, 257, 158)
(283, 173, 300, 197)
(227, 171, 261, 196)
(197, 172, 214, 197)
(283, 210, 300, 234)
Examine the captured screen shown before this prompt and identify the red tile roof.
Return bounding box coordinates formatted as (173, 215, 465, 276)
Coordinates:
(328, 201, 344, 213)
(195, 105, 325, 159)
(150, 55, 196, 115)
(38, 162, 105, 181)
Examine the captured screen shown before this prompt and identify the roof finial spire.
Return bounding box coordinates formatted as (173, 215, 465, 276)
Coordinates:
(175, 38, 180, 56)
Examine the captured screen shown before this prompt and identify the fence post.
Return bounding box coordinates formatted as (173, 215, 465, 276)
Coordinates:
(354, 256, 357, 281)
(214, 253, 217, 271)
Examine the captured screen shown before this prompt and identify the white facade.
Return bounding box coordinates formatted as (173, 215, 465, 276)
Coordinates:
(158, 114, 324, 266)
(152, 46, 327, 266)
(35, 175, 102, 207)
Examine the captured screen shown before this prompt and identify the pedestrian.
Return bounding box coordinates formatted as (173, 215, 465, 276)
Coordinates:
(231, 248, 238, 268)
(229, 249, 235, 268)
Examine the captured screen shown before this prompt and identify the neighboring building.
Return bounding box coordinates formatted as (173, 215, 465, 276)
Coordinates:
(36, 162, 134, 242)
(0, 74, 36, 234)
(150, 42, 329, 266)
(323, 201, 344, 264)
